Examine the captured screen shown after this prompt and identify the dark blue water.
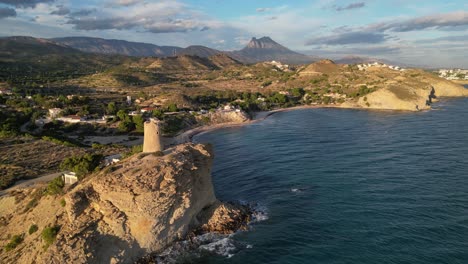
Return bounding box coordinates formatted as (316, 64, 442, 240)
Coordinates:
(195, 97, 468, 264)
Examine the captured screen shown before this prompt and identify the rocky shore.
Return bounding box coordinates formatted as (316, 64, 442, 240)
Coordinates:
(0, 143, 252, 263)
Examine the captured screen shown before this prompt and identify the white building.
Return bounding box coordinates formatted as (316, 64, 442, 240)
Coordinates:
(48, 108, 62, 118)
(62, 171, 78, 185)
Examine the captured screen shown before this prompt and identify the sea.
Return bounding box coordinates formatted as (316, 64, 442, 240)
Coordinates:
(193, 94, 468, 264)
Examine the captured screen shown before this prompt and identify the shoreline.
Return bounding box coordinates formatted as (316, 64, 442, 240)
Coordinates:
(170, 104, 325, 145)
(169, 95, 468, 145)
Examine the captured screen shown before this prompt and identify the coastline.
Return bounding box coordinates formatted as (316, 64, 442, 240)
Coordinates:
(170, 104, 324, 145)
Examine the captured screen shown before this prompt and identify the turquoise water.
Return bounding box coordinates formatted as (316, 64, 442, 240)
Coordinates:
(195, 97, 468, 264)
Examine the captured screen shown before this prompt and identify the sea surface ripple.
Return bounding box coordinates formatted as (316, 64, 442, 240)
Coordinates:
(194, 97, 468, 264)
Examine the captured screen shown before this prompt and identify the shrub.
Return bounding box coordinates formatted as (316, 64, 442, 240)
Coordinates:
(60, 199, 66, 207)
(4, 234, 24, 251)
(29, 224, 39, 235)
(46, 177, 65, 195)
(167, 103, 178, 112)
(41, 225, 60, 248)
(59, 153, 103, 178)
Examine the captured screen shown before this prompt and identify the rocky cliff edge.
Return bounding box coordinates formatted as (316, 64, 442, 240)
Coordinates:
(37, 143, 249, 263)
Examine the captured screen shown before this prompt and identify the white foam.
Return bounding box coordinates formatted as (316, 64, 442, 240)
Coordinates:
(250, 203, 269, 222)
(198, 235, 238, 257)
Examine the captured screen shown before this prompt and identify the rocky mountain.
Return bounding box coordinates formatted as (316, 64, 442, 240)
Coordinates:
(52, 37, 181, 57)
(230, 37, 315, 64)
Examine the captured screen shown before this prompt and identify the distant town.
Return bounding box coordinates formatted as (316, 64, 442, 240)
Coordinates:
(436, 69, 468, 81)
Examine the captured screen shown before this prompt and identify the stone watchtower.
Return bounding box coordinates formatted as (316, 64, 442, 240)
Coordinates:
(143, 118, 163, 153)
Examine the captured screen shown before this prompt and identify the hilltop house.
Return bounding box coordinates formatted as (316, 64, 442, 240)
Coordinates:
(48, 108, 63, 118)
(62, 171, 78, 185)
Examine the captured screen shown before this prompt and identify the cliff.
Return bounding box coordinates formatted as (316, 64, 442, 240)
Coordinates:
(209, 110, 250, 124)
(0, 143, 250, 264)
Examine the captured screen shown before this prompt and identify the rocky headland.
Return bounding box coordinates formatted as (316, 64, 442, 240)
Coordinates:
(0, 143, 250, 263)
(340, 68, 468, 111)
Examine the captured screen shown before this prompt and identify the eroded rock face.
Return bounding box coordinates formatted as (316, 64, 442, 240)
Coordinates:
(209, 110, 250, 124)
(41, 143, 246, 264)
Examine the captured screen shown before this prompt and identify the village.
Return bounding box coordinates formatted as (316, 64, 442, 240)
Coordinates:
(437, 68, 468, 81)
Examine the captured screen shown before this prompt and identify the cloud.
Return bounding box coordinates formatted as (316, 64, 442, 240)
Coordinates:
(368, 11, 468, 32)
(0, 7, 16, 19)
(414, 35, 468, 43)
(105, 0, 145, 7)
(67, 16, 205, 33)
(306, 32, 387, 45)
(334, 2, 365, 12)
(50, 5, 70, 16)
(256, 8, 270, 13)
(114, 0, 144, 6)
(0, 0, 55, 8)
(69, 8, 96, 17)
(64, 1, 211, 34)
(306, 11, 468, 47)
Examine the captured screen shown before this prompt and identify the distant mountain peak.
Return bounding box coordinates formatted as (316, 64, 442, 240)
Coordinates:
(244, 36, 288, 50)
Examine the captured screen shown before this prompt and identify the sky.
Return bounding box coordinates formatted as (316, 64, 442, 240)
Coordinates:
(0, 0, 467, 67)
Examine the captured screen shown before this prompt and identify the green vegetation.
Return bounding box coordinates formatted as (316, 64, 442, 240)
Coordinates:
(59, 153, 103, 178)
(167, 103, 178, 112)
(46, 176, 65, 195)
(123, 144, 143, 158)
(41, 136, 78, 147)
(60, 198, 66, 207)
(41, 225, 60, 248)
(4, 234, 24, 252)
(28, 224, 39, 235)
(349, 85, 374, 98)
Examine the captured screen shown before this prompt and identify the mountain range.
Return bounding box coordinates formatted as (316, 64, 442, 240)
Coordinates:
(51, 36, 316, 64)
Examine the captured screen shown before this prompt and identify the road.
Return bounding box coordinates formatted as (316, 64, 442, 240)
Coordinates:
(0, 172, 62, 196)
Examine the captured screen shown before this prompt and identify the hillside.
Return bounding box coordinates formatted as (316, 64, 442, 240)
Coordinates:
(178, 45, 222, 57)
(0, 36, 131, 85)
(52, 37, 180, 57)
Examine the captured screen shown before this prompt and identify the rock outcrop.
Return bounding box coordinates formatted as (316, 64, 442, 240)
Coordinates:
(38, 143, 249, 263)
(209, 110, 250, 124)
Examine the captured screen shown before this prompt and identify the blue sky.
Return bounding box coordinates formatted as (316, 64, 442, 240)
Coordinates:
(0, 0, 467, 67)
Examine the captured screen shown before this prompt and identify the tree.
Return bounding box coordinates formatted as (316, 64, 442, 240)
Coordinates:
(152, 109, 163, 119)
(167, 103, 178, 112)
(290, 87, 305, 97)
(117, 110, 128, 121)
(46, 176, 65, 195)
(132, 115, 145, 132)
(106, 102, 117, 115)
(60, 154, 103, 178)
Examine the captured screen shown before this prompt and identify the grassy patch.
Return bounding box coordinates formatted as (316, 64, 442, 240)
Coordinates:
(41, 225, 60, 249)
(4, 234, 24, 252)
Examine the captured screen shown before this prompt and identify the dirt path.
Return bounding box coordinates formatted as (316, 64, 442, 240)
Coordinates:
(0, 172, 62, 196)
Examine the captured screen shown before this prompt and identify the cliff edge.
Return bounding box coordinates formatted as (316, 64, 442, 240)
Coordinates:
(0, 143, 250, 264)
